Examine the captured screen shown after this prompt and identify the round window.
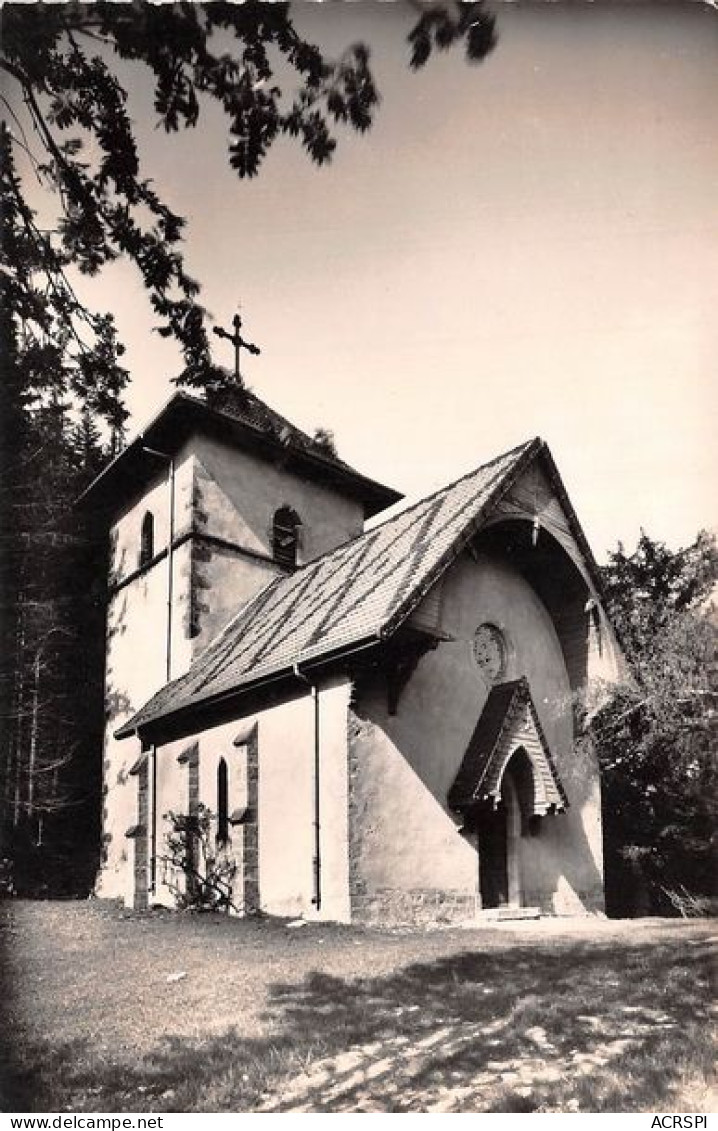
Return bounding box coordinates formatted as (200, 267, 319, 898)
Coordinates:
(472, 624, 507, 683)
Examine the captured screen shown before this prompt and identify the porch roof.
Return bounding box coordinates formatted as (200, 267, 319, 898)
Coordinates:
(448, 678, 568, 814)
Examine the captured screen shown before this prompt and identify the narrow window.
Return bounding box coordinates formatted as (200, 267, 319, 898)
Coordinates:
(217, 757, 229, 845)
(272, 506, 301, 570)
(139, 511, 154, 568)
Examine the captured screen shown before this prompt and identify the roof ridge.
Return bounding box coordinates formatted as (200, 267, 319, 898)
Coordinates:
(285, 435, 541, 576)
(379, 436, 540, 526)
(195, 385, 357, 471)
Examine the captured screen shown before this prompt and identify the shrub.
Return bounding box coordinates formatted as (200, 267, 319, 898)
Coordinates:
(162, 804, 238, 913)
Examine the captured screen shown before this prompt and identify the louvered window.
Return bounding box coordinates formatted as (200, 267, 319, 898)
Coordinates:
(272, 506, 301, 569)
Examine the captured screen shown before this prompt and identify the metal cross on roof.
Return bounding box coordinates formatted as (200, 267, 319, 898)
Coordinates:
(212, 312, 261, 383)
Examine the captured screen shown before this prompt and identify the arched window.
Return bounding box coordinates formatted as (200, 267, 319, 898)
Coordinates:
(139, 511, 154, 568)
(272, 506, 301, 570)
(217, 757, 229, 845)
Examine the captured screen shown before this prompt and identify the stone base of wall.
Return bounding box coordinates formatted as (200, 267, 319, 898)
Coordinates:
(556, 884, 605, 916)
(521, 889, 558, 916)
(352, 887, 604, 925)
(351, 888, 477, 927)
(521, 884, 606, 917)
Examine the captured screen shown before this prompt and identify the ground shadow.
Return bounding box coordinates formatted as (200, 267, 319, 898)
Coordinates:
(3, 930, 714, 1113)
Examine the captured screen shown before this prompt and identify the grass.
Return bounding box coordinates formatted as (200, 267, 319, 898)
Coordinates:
(0, 900, 715, 1113)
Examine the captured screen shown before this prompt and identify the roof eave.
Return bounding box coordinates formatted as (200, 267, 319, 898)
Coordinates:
(79, 392, 402, 518)
(533, 444, 629, 661)
(77, 389, 186, 507)
(381, 437, 544, 641)
(115, 630, 384, 743)
(534, 444, 608, 605)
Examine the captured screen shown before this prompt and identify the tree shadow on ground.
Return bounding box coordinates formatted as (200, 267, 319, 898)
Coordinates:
(2, 934, 714, 1113)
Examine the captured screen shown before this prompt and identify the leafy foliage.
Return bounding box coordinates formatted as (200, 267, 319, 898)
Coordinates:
(1, 0, 497, 391)
(162, 805, 238, 913)
(0, 121, 130, 438)
(584, 530, 718, 915)
(312, 425, 338, 458)
(600, 529, 718, 662)
(408, 0, 497, 70)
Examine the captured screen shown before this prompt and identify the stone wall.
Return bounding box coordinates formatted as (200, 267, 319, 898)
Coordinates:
(487, 461, 624, 689)
(254, 678, 351, 921)
(240, 725, 260, 913)
(349, 889, 477, 927)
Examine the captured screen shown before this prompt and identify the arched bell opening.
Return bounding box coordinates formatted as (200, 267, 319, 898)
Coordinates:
(272, 506, 301, 570)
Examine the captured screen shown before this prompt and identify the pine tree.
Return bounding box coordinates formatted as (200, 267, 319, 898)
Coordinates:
(1, 395, 110, 894)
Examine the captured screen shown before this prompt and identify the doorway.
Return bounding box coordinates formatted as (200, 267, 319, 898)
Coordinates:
(476, 747, 533, 909)
(477, 798, 508, 907)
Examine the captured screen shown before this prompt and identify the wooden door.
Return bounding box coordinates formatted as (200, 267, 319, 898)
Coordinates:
(478, 804, 508, 908)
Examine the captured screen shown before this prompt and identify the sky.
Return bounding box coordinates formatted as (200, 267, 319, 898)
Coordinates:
(10, 1, 718, 559)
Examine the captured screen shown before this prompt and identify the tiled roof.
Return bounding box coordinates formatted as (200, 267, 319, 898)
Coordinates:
(80, 390, 400, 518)
(448, 678, 567, 813)
(205, 385, 350, 467)
(116, 437, 542, 739)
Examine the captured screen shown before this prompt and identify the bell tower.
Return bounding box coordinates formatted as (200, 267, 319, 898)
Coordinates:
(82, 386, 400, 902)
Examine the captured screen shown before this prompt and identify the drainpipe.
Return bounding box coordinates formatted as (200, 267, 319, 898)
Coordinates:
(166, 456, 175, 682)
(293, 662, 321, 912)
(150, 742, 158, 896)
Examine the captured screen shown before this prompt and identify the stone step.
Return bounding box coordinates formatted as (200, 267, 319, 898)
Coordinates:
(477, 905, 542, 922)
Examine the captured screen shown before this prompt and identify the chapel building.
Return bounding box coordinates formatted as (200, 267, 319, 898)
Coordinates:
(84, 385, 624, 924)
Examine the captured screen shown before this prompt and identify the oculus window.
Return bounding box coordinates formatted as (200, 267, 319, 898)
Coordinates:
(473, 623, 508, 684)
